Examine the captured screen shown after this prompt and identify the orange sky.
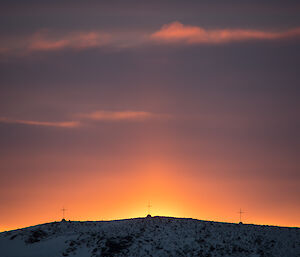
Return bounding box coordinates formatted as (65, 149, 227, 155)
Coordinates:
(1, 154, 299, 231)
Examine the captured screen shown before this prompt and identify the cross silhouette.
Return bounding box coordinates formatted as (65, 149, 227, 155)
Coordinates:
(238, 208, 245, 223)
(61, 207, 67, 220)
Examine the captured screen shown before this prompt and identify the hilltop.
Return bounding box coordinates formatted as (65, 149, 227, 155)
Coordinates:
(0, 216, 299, 257)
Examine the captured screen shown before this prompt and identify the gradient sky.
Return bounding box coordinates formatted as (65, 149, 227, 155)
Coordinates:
(0, 0, 300, 231)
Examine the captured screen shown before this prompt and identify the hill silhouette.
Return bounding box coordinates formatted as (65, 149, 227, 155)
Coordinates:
(1, 216, 299, 257)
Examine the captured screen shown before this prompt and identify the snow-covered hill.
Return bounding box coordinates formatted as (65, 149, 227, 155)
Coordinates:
(0, 217, 299, 257)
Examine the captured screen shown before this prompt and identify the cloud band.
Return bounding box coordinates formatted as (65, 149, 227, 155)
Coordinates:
(151, 22, 300, 45)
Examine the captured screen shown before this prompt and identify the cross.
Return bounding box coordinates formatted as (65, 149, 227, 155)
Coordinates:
(147, 201, 152, 215)
(238, 208, 245, 223)
(61, 207, 67, 220)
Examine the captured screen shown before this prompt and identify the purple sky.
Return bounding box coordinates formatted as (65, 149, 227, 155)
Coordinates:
(0, 0, 300, 229)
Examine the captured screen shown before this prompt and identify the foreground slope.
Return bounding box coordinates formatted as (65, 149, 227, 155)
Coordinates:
(0, 217, 299, 257)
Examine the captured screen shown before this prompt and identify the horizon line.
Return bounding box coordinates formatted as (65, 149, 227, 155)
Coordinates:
(2, 215, 299, 233)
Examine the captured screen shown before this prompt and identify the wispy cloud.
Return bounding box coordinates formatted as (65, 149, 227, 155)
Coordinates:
(0, 117, 79, 128)
(77, 110, 166, 121)
(1, 23, 300, 55)
(0, 29, 148, 55)
(0, 110, 168, 129)
(0, 30, 112, 55)
(28, 30, 111, 52)
(151, 21, 300, 44)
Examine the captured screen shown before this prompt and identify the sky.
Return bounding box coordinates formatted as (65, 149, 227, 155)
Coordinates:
(0, 0, 300, 231)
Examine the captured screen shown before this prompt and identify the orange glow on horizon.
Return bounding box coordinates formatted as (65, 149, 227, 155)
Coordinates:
(1, 157, 299, 232)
